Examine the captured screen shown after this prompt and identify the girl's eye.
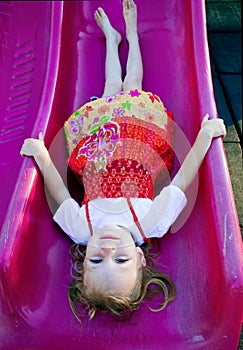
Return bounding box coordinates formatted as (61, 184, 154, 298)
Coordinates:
(89, 258, 102, 264)
(115, 258, 129, 264)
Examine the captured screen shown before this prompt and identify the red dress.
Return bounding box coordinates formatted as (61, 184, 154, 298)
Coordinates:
(64, 90, 174, 205)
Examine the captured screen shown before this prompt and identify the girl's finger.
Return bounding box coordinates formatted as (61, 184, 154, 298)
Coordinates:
(202, 113, 210, 122)
(38, 132, 44, 141)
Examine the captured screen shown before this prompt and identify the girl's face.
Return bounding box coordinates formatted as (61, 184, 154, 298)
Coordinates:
(84, 224, 146, 295)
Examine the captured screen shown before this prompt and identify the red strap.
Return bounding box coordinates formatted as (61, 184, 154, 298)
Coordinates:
(85, 199, 150, 243)
(126, 198, 150, 243)
(85, 203, 93, 236)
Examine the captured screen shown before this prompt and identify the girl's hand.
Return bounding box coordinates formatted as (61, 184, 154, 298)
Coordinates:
(200, 114, 227, 139)
(20, 132, 71, 205)
(20, 132, 48, 158)
(172, 114, 226, 192)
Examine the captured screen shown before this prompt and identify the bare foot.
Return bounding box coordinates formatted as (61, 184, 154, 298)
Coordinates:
(122, 0, 138, 39)
(94, 7, 121, 45)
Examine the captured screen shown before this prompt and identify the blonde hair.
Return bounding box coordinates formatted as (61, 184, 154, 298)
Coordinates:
(68, 242, 176, 321)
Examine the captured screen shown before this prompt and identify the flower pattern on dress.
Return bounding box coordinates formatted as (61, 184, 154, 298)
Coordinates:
(147, 92, 160, 103)
(116, 91, 126, 97)
(121, 100, 132, 110)
(98, 105, 110, 115)
(129, 89, 141, 97)
(68, 115, 84, 135)
(112, 107, 125, 117)
(148, 115, 155, 122)
(78, 121, 120, 171)
(141, 108, 148, 116)
(106, 96, 115, 103)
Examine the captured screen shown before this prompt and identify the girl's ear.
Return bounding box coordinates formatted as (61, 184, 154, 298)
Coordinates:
(136, 247, 146, 267)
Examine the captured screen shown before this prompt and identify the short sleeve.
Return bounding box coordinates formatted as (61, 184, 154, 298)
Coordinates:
(140, 185, 187, 239)
(53, 198, 90, 244)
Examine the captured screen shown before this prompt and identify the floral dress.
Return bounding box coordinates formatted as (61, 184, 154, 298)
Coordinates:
(64, 89, 174, 204)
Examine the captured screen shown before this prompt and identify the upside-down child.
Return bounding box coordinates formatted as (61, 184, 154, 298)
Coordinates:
(20, 0, 226, 321)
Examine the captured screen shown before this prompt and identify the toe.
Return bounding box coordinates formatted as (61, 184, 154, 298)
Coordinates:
(123, 0, 129, 10)
(94, 7, 103, 17)
(129, 0, 136, 9)
(98, 7, 106, 17)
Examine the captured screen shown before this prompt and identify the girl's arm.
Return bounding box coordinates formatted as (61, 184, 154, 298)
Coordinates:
(171, 114, 226, 192)
(20, 132, 71, 206)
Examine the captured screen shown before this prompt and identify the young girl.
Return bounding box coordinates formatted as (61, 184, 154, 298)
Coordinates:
(20, 0, 226, 321)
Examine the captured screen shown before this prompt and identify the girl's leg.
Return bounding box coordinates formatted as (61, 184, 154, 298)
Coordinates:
(123, 0, 143, 91)
(94, 8, 123, 97)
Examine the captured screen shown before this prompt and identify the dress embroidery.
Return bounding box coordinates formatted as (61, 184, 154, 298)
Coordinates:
(77, 120, 120, 171)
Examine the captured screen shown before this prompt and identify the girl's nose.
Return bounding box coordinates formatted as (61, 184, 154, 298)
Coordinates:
(101, 246, 115, 254)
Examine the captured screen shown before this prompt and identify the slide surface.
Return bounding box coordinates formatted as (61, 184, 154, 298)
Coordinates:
(0, 1, 242, 349)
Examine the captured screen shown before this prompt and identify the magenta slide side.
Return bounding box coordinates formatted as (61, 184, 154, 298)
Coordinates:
(0, 1, 242, 349)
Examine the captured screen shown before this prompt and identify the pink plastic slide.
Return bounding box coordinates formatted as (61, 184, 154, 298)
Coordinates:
(0, 1, 242, 349)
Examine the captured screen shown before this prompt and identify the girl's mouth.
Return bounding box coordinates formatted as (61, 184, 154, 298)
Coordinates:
(100, 235, 119, 240)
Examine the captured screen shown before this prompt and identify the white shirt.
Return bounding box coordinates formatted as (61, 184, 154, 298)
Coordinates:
(53, 185, 187, 246)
